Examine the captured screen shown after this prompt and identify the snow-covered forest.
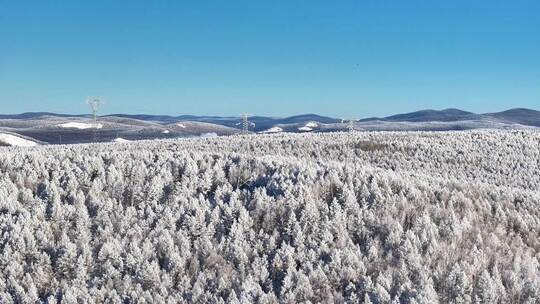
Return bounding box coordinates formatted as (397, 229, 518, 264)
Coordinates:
(1, 130, 539, 303)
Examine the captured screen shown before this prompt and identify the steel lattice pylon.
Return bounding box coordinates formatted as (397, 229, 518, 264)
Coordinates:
(241, 113, 255, 134)
(86, 96, 104, 141)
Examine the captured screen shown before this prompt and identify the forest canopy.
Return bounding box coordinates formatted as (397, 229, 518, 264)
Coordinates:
(0, 130, 539, 303)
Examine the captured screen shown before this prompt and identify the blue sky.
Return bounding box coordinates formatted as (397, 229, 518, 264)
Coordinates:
(1, 1, 539, 117)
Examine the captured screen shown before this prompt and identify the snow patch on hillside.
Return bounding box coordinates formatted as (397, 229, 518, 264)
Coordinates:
(305, 122, 318, 128)
(0, 133, 38, 147)
(261, 126, 283, 134)
(113, 138, 131, 143)
(177, 123, 186, 128)
(162, 130, 170, 134)
(59, 122, 103, 129)
(298, 126, 313, 132)
(200, 132, 218, 138)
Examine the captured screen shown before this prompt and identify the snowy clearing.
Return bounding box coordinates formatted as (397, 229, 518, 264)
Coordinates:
(298, 126, 313, 131)
(260, 126, 283, 133)
(177, 123, 186, 128)
(200, 132, 218, 138)
(59, 122, 103, 129)
(112, 137, 131, 143)
(305, 121, 318, 128)
(0, 133, 38, 147)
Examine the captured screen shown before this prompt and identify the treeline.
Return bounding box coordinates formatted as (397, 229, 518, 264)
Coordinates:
(0, 130, 539, 303)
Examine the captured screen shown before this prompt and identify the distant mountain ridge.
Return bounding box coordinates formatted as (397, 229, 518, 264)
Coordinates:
(485, 108, 540, 127)
(1, 108, 539, 131)
(361, 108, 477, 122)
(1, 107, 539, 145)
(0, 112, 89, 119)
(361, 108, 540, 127)
(0, 112, 341, 132)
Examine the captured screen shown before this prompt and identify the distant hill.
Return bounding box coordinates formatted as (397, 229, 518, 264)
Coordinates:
(360, 108, 540, 127)
(105, 113, 339, 131)
(0, 115, 240, 145)
(5, 109, 538, 128)
(0, 108, 538, 145)
(361, 108, 477, 122)
(276, 114, 340, 124)
(485, 108, 540, 127)
(387, 108, 476, 122)
(0, 112, 87, 120)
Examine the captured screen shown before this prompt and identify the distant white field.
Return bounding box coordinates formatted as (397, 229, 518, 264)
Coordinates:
(0, 133, 38, 147)
(113, 137, 131, 143)
(200, 132, 218, 138)
(298, 126, 313, 131)
(261, 126, 283, 133)
(305, 121, 318, 128)
(59, 122, 103, 129)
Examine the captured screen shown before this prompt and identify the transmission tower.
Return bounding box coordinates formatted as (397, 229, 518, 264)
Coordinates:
(86, 96, 104, 141)
(241, 113, 255, 134)
(347, 119, 358, 132)
(87, 97, 104, 125)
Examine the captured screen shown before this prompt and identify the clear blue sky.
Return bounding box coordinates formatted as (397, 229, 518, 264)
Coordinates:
(1, 1, 539, 117)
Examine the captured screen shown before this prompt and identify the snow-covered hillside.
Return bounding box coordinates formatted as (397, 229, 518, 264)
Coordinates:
(0, 130, 539, 303)
(0, 133, 38, 147)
